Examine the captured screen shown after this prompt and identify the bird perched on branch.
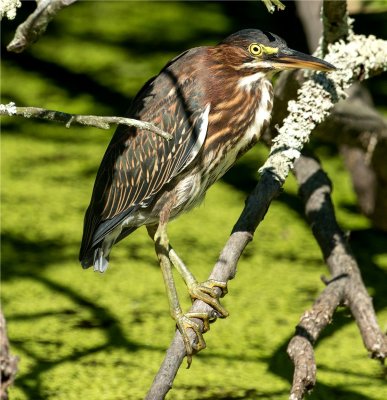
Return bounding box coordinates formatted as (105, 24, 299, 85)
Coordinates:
(80, 29, 335, 365)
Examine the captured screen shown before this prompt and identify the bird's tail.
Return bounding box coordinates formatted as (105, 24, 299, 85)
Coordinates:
(80, 226, 138, 273)
(80, 246, 109, 273)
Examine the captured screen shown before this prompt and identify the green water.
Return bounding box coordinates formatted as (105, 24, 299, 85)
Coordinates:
(2, 2, 386, 399)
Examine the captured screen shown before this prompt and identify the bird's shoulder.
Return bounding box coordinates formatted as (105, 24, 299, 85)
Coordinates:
(129, 46, 211, 117)
(82, 47, 212, 249)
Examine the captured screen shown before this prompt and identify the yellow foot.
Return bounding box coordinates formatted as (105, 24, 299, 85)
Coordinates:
(176, 312, 211, 367)
(188, 279, 229, 318)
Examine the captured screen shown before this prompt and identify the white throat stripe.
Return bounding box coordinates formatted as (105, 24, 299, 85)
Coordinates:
(238, 72, 266, 88)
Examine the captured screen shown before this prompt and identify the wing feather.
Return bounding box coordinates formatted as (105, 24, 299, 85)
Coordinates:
(80, 52, 210, 261)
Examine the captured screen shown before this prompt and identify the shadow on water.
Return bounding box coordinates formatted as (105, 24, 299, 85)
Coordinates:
(1, 233, 164, 399)
(3, 49, 132, 113)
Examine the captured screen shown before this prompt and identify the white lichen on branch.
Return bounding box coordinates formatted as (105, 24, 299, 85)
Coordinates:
(0, 0, 21, 20)
(259, 33, 387, 183)
(7, 0, 78, 52)
(0, 102, 17, 115)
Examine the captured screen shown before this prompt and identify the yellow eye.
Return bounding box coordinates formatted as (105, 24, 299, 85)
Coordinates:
(248, 43, 263, 56)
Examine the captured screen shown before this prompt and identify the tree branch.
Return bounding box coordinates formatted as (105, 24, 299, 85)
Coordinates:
(0, 103, 172, 140)
(146, 32, 387, 399)
(7, 0, 78, 53)
(0, 310, 18, 400)
(273, 5, 386, 398)
(5, 0, 285, 51)
(288, 154, 387, 400)
(261, 32, 387, 184)
(322, 0, 349, 55)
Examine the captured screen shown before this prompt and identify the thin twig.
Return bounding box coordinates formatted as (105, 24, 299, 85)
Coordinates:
(261, 0, 285, 14)
(0, 103, 172, 140)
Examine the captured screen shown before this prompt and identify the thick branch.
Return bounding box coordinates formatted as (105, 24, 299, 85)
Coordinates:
(284, 12, 386, 398)
(261, 33, 387, 184)
(0, 103, 172, 140)
(265, 34, 387, 229)
(288, 154, 387, 400)
(322, 0, 349, 54)
(146, 177, 279, 400)
(7, 0, 78, 53)
(146, 33, 387, 400)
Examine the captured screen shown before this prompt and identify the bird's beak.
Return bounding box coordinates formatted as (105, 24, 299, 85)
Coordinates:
(273, 48, 336, 72)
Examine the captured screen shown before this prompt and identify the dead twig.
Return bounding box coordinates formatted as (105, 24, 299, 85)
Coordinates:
(0, 103, 172, 140)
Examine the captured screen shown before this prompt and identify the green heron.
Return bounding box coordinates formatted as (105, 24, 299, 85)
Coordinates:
(80, 29, 335, 365)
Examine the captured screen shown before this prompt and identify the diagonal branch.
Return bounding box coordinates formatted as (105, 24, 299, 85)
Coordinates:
(0, 103, 172, 140)
(145, 174, 280, 400)
(146, 32, 387, 400)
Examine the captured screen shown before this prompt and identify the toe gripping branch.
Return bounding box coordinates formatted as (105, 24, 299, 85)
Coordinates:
(150, 220, 229, 367)
(168, 247, 229, 366)
(177, 279, 229, 368)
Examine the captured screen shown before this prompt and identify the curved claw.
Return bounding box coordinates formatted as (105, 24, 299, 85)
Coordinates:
(188, 280, 229, 318)
(205, 279, 228, 297)
(176, 312, 210, 367)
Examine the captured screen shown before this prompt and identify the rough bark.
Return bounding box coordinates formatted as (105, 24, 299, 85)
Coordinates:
(146, 179, 279, 400)
(294, 0, 387, 230)
(0, 310, 18, 400)
(288, 154, 387, 399)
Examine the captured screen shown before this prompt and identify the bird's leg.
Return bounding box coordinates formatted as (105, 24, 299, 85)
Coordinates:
(147, 222, 210, 367)
(168, 248, 229, 319)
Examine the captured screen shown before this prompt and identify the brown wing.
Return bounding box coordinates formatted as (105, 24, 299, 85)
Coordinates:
(79, 52, 210, 261)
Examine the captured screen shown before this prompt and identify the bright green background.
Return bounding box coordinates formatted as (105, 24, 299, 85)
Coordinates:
(2, 1, 386, 399)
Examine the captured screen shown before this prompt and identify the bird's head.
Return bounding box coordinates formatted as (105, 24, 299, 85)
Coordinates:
(219, 29, 335, 75)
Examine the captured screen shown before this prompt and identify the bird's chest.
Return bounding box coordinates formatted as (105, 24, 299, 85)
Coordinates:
(203, 78, 273, 185)
(171, 78, 273, 215)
